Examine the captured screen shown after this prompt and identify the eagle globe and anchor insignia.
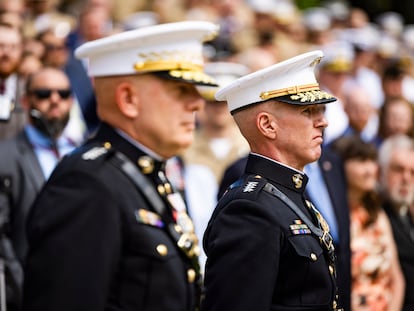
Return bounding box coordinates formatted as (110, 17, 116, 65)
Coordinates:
(292, 173, 303, 189)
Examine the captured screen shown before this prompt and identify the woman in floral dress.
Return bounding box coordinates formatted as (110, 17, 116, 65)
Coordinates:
(332, 136, 405, 311)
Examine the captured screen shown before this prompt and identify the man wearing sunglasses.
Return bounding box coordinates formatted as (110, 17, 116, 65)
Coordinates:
(0, 66, 77, 310)
(37, 28, 99, 143)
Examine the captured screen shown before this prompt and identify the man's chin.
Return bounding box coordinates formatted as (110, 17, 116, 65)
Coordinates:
(163, 139, 193, 159)
(312, 146, 322, 160)
(179, 139, 193, 151)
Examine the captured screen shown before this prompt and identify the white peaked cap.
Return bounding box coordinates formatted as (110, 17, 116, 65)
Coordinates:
(75, 21, 219, 86)
(215, 50, 336, 113)
(303, 7, 332, 32)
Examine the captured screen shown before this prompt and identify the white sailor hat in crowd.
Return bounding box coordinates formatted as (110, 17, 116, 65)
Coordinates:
(122, 11, 160, 31)
(376, 11, 404, 38)
(197, 62, 250, 101)
(402, 24, 414, 51)
(340, 24, 380, 52)
(324, 0, 350, 22)
(75, 21, 219, 86)
(247, 0, 299, 25)
(376, 35, 400, 59)
(320, 41, 354, 73)
(302, 7, 332, 32)
(216, 50, 336, 113)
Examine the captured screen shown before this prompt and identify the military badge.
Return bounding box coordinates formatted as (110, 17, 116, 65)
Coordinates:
(82, 146, 108, 160)
(167, 192, 186, 213)
(290, 219, 311, 235)
(165, 192, 200, 258)
(135, 209, 164, 228)
(292, 173, 303, 189)
(137, 156, 154, 174)
(243, 181, 258, 193)
(306, 200, 330, 232)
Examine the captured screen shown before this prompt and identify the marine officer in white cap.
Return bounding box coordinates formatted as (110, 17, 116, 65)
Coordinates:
(202, 50, 343, 311)
(22, 21, 219, 311)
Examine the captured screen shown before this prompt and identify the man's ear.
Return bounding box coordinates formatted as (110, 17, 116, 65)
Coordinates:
(256, 112, 277, 139)
(115, 82, 139, 118)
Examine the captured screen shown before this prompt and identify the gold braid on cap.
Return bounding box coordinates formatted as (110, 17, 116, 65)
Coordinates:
(133, 51, 217, 85)
(260, 83, 334, 102)
(134, 60, 216, 85)
(134, 50, 203, 72)
(134, 60, 203, 72)
(323, 58, 352, 73)
(198, 87, 218, 101)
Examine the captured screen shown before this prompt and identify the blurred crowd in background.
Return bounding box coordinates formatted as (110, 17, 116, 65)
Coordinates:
(1, 0, 414, 145)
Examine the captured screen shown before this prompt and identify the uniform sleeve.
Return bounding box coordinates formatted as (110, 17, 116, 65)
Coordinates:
(22, 169, 122, 311)
(202, 197, 281, 311)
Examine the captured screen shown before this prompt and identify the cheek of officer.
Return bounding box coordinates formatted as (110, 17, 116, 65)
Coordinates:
(202, 51, 342, 311)
(22, 21, 218, 311)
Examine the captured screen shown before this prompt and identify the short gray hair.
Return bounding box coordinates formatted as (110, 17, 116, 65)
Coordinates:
(378, 134, 414, 182)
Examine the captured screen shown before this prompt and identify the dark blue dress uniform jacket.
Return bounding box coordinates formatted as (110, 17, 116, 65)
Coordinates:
(22, 123, 199, 311)
(218, 149, 351, 311)
(383, 201, 414, 311)
(203, 153, 337, 311)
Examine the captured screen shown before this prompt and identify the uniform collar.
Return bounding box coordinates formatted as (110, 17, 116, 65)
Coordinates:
(92, 122, 165, 176)
(245, 153, 309, 193)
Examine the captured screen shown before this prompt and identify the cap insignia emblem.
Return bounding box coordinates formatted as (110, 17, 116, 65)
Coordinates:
(290, 90, 335, 103)
(310, 57, 322, 67)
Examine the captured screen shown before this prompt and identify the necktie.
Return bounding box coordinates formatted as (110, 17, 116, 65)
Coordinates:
(50, 139, 60, 159)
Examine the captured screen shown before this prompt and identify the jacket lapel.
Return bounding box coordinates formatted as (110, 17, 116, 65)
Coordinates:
(17, 131, 45, 191)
